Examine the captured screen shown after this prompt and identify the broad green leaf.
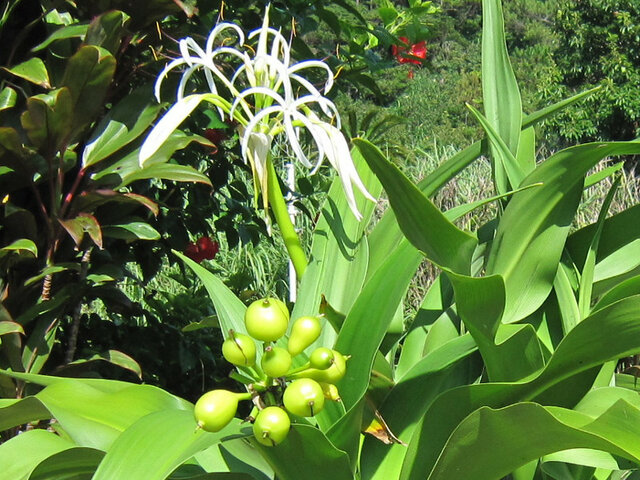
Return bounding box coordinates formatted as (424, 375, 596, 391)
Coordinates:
(0, 396, 52, 431)
(361, 334, 478, 480)
(93, 410, 243, 480)
(593, 275, 640, 312)
(29, 447, 105, 480)
(21, 88, 73, 156)
(0, 86, 17, 111)
(446, 271, 544, 381)
(252, 425, 353, 480)
(0, 368, 133, 391)
(3, 58, 51, 87)
(0, 238, 37, 257)
(354, 138, 477, 275)
(61, 45, 116, 133)
(0, 429, 75, 480)
(0, 320, 24, 335)
(82, 88, 163, 167)
(567, 203, 640, 287)
(85, 10, 130, 54)
(58, 213, 103, 248)
(293, 146, 381, 343)
(31, 23, 89, 51)
(482, 0, 522, 193)
(487, 142, 640, 323)
(121, 162, 212, 187)
(69, 350, 142, 379)
(402, 294, 640, 479)
(335, 239, 419, 409)
(102, 220, 160, 241)
(424, 400, 640, 480)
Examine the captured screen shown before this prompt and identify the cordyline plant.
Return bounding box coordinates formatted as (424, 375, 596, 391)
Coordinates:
(2, 1, 640, 479)
(0, 4, 211, 399)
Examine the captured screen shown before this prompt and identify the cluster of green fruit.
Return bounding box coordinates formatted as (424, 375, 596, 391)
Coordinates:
(194, 297, 348, 446)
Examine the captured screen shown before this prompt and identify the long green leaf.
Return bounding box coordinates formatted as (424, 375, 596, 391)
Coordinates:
(577, 176, 621, 318)
(334, 239, 419, 409)
(93, 410, 243, 480)
(354, 138, 477, 275)
(82, 88, 163, 167)
(29, 447, 105, 480)
(482, 0, 522, 193)
(426, 399, 640, 480)
(252, 425, 353, 480)
(401, 294, 640, 479)
(0, 429, 75, 480)
(174, 251, 246, 341)
(361, 334, 478, 480)
(0, 396, 51, 431)
(293, 146, 381, 321)
(487, 141, 640, 323)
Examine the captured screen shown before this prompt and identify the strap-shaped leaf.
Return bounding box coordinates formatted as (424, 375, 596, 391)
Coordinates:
(401, 294, 640, 479)
(355, 138, 477, 275)
(482, 0, 522, 194)
(487, 141, 640, 323)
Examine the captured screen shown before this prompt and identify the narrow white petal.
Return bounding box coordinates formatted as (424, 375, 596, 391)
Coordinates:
(139, 95, 206, 166)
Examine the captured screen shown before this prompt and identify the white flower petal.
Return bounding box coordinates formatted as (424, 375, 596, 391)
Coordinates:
(139, 95, 206, 165)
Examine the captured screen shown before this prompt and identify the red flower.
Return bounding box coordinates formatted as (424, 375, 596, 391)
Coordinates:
(185, 236, 219, 263)
(392, 37, 427, 66)
(197, 236, 219, 260)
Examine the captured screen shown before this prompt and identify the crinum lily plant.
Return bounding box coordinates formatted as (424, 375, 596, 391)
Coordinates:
(140, 5, 374, 278)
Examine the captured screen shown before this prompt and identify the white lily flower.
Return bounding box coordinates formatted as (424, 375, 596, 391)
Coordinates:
(139, 4, 373, 219)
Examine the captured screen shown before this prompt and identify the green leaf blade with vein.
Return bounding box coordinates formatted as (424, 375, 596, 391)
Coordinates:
(482, 0, 522, 193)
(426, 400, 640, 480)
(486, 141, 640, 323)
(92, 410, 242, 480)
(400, 293, 640, 480)
(354, 138, 477, 275)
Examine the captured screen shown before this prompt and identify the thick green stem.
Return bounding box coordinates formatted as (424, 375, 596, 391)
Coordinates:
(266, 159, 307, 278)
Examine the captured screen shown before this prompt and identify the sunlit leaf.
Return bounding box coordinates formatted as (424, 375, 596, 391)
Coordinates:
(3, 58, 51, 87)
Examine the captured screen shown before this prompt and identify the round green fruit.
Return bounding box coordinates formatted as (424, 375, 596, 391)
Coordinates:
(283, 378, 325, 417)
(261, 346, 292, 378)
(222, 332, 256, 366)
(245, 297, 289, 342)
(295, 350, 348, 384)
(309, 347, 334, 370)
(287, 316, 322, 356)
(194, 390, 239, 432)
(253, 406, 290, 446)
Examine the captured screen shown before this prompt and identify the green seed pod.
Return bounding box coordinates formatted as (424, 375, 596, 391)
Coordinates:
(287, 316, 322, 356)
(293, 350, 348, 384)
(245, 297, 289, 342)
(309, 347, 334, 370)
(320, 382, 341, 402)
(253, 406, 291, 446)
(261, 346, 292, 378)
(222, 332, 256, 366)
(283, 378, 325, 417)
(194, 390, 240, 432)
